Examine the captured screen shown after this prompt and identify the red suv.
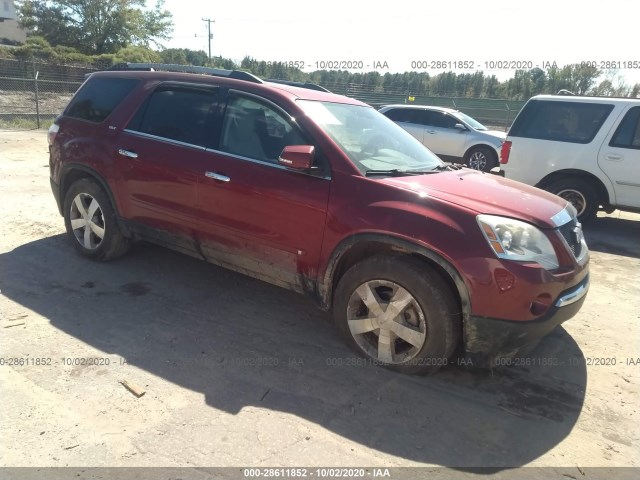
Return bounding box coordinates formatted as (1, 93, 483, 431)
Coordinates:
(48, 63, 590, 374)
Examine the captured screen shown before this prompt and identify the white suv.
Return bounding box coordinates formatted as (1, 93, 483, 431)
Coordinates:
(379, 105, 506, 171)
(500, 94, 640, 222)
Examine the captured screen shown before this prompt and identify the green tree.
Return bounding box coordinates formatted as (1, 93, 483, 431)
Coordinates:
(17, 0, 173, 54)
(159, 48, 189, 65)
(114, 45, 162, 63)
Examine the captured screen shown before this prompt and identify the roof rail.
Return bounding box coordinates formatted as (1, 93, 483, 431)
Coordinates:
(265, 79, 331, 93)
(108, 63, 263, 84)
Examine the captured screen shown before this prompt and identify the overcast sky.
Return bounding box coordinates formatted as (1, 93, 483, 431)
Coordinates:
(163, 0, 640, 85)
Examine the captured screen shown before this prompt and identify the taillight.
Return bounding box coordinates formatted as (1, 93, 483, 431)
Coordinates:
(47, 123, 59, 146)
(500, 140, 512, 164)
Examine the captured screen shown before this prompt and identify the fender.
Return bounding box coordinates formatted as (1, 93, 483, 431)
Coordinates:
(57, 163, 130, 236)
(318, 232, 471, 321)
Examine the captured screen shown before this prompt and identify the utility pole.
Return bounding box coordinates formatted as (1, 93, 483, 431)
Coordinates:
(202, 18, 214, 66)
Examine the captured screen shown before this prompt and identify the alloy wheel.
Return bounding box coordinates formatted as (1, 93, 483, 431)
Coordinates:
(69, 193, 105, 250)
(346, 280, 427, 364)
(468, 150, 487, 170)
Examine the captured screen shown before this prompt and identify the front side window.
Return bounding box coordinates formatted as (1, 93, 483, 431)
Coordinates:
(66, 77, 139, 123)
(433, 113, 459, 129)
(219, 95, 306, 163)
(127, 85, 218, 146)
(454, 111, 487, 130)
(299, 100, 442, 175)
(509, 100, 613, 144)
(383, 108, 419, 124)
(610, 107, 640, 149)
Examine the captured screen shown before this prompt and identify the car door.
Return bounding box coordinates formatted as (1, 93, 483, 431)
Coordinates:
(196, 90, 331, 291)
(114, 82, 219, 252)
(598, 105, 640, 208)
(422, 111, 468, 160)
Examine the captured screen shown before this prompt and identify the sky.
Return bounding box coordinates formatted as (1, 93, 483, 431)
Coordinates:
(163, 0, 640, 86)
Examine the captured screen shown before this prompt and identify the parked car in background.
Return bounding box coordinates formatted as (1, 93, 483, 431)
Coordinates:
(500, 94, 640, 222)
(379, 104, 506, 171)
(48, 64, 589, 374)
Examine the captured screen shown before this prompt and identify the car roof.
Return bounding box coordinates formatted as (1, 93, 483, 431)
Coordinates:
(530, 94, 640, 104)
(88, 70, 367, 106)
(380, 104, 458, 114)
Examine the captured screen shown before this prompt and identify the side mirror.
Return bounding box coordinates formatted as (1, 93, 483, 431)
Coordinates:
(454, 123, 467, 131)
(278, 145, 315, 170)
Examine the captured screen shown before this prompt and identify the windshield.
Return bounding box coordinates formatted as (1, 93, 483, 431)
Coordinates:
(454, 111, 488, 131)
(297, 100, 443, 174)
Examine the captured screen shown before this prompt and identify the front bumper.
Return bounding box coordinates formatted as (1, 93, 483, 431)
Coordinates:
(464, 274, 589, 366)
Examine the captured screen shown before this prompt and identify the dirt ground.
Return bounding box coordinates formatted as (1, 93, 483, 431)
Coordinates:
(1, 130, 639, 477)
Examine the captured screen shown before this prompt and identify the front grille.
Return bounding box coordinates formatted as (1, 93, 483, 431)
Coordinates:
(558, 219, 583, 258)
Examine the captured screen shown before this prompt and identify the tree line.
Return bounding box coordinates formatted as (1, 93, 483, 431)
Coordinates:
(5, 1, 639, 99)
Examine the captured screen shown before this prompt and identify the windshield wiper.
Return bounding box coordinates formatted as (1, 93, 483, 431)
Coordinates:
(364, 168, 441, 177)
(430, 163, 463, 171)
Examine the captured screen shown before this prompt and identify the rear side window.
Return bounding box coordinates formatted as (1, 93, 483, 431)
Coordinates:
(610, 107, 640, 149)
(509, 100, 613, 144)
(127, 85, 218, 147)
(66, 77, 139, 123)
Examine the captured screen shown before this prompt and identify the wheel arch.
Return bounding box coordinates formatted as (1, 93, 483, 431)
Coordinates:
(318, 234, 471, 323)
(463, 142, 499, 161)
(536, 169, 612, 209)
(58, 164, 129, 235)
(60, 164, 117, 212)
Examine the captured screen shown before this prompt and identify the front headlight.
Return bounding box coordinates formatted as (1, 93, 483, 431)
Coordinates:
(477, 215, 559, 270)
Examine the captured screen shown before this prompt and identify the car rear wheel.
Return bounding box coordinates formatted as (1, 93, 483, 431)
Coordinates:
(545, 178, 599, 223)
(63, 178, 130, 260)
(333, 255, 461, 375)
(466, 146, 497, 172)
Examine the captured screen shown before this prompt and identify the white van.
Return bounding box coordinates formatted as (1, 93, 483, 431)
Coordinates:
(499, 94, 640, 222)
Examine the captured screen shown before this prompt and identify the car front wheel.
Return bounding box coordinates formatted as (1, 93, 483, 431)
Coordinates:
(466, 146, 497, 172)
(63, 178, 130, 260)
(333, 255, 461, 375)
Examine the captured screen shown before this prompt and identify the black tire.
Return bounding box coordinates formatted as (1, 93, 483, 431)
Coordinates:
(544, 177, 599, 223)
(63, 178, 130, 261)
(333, 255, 461, 375)
(465, 146, 498, 172)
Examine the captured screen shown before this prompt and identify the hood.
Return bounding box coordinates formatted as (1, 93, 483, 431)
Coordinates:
(380, 170, 568, 229)
(482, 129, 507, 140)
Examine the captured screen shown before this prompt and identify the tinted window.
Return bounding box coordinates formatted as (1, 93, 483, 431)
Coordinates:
(383, 108, 421, 124)
(432, 113, 458, 129)
(413, 110, 456, 128)
(66, 77, 139, 123)
(219, 95, 306, 163)
(610, 107, 640, 149)
(128, 86, 217, 146)
(415, 110, 437, 126)
(509, 100, 613, 144)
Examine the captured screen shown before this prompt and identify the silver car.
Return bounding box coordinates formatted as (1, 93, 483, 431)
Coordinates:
(379, 105, 506, 171)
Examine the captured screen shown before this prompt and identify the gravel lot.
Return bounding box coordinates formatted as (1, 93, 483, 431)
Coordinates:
(0, 130, 638, 478)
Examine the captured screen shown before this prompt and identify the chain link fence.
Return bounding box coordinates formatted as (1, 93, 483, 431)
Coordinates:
(0, 59, 91, 129)
(0, 58, 525, 130)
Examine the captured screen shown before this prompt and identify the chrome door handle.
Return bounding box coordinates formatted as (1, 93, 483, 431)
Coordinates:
(604, 154, 623, 162)
(427, 130, 436, 134)
(118, 149, 138, 159)
(205, 172, 230, 182)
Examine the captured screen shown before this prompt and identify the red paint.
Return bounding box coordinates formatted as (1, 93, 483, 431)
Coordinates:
(49, 70, 589, 333)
